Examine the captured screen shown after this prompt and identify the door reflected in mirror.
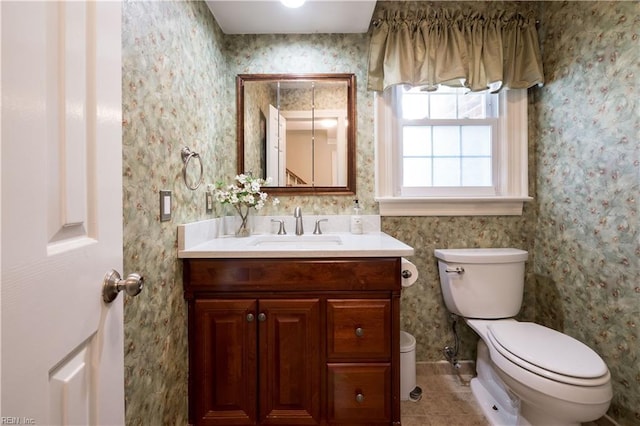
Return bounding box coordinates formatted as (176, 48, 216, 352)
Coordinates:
(237, 74, 356, 195)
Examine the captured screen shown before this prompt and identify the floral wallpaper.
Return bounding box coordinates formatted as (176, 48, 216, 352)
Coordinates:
(121, 1, 637, 425)
(121, 1, 233, 424)
(243, 81, 274, 178)
(534, 1, 639, 424)
(279, 85, 347, 111)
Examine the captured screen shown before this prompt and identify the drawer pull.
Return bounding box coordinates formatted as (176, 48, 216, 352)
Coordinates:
(258, 313, 266, 322)
(355, 327, 364, 337)
(247, 313, 255, 322)
(355, 393, 365, 403)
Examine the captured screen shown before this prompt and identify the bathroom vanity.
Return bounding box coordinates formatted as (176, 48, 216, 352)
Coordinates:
(179, 218, 414, 426)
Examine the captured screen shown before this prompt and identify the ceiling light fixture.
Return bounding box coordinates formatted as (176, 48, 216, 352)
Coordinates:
(280, 0, 305, 8)
(319, 119, 338, 128)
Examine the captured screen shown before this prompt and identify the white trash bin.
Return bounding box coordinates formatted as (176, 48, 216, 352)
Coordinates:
(400, 330, 416, 401)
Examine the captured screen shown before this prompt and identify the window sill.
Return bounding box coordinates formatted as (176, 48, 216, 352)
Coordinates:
(375, 196, 533, 216)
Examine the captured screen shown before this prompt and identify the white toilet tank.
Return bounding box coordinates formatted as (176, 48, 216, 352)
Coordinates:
(434, 248, 528, 319)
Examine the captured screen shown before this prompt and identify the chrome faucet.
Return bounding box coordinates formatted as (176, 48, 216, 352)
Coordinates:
(294, 206, 304, 235)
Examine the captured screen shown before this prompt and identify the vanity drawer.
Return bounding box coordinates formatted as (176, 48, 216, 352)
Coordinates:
(183, 258, 401, 294)
(327, 299, 391, 360)
(327, 363, 391, 424)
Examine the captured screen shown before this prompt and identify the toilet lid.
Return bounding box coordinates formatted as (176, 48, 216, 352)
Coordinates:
(488, 322, 608, 379)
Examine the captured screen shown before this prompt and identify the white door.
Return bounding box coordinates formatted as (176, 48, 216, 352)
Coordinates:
(267, 104, 287, 185)
(278, 113, 287, 185)
(267, 104, 279, 184)
(1, 2, 131, 424)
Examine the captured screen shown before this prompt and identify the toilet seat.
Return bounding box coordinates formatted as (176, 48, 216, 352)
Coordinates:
(487, 322, 610, 387)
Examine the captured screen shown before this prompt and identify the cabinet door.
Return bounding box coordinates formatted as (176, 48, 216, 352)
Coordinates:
(258, 299, 321, 425)
(193, 299, 257, 425)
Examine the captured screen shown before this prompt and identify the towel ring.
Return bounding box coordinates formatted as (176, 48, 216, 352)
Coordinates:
(181, 147, 203, 190)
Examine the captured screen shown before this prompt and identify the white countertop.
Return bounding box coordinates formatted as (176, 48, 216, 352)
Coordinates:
(177, 216, 414, 259)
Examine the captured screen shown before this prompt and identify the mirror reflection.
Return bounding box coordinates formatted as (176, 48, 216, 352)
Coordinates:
(237, 74, 356, 195)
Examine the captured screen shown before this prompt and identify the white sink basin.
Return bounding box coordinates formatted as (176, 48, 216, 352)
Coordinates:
(250, 234, 343, 248)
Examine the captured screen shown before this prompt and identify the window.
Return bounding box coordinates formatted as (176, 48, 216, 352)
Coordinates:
(399, 86, 498, 196)
(375, 86, 531, 216)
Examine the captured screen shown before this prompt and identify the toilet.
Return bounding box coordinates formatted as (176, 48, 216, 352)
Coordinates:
(434, 248, 612, 426)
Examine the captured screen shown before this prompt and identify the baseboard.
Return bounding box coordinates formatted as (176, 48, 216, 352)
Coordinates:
(416, 360, 476, 376)
(594, 414, 621, 426)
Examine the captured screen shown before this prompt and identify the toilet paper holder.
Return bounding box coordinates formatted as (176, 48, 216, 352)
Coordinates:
(401, 258, 418, 288)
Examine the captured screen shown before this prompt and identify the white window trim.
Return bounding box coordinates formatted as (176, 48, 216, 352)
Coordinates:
(374, 88, 532, 216)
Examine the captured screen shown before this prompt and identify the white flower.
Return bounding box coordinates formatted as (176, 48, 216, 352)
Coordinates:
(213, 174, 279, 210)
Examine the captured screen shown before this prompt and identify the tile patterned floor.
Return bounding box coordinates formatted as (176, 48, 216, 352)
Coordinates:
(401, 363, 488, 426)
(401, 362, 607, 426)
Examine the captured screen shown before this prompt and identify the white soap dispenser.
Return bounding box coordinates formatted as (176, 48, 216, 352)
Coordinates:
(350, 199, 363, 234)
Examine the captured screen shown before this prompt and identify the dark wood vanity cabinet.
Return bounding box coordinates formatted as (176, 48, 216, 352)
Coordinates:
(183, 258, 402, 426)
(192, 298, 320, 425)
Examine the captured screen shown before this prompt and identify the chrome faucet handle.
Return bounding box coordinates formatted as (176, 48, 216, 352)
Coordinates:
(313, 219, 328, 235)
(270, 219, 287, 235)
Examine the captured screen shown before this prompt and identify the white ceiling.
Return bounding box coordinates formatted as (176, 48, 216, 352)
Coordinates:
(205, 0, 377, 34)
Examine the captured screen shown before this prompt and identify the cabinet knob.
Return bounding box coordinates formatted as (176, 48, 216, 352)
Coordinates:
(258, 313, 266, 322)
(355, 393, 365, 403)
(355, 327, 364, 337)
(247, 313, 255, 322)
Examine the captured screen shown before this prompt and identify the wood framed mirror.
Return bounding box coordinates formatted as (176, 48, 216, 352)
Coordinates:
(237, 73, 356, 195)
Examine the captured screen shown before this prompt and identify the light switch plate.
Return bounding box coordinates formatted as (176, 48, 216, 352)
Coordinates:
(160, 190, 171, 222)
(206, 192, 213, 213)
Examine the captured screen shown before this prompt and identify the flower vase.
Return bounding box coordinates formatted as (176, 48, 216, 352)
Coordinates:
(235, 204, 251, 237)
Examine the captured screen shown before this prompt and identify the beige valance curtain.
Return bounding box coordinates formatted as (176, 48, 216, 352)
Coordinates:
(368, 8, 544, 92)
